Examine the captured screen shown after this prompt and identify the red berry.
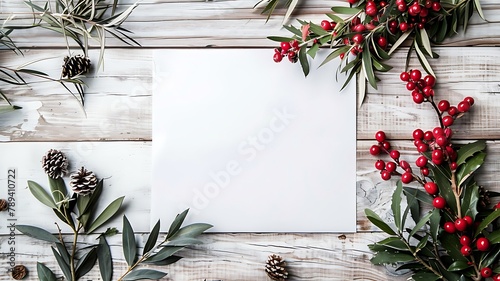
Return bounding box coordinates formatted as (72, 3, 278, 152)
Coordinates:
(438, 100, 450, 111)
(390, 150, 400, 160)
(377, 37, 388, 49)
(280, 42, 291, 53)
(477, 237, 490, 251)
(457, 101, 471, 112)
(381, 170, 391, 180)
(385, 162, 396, 173)
(417, 23, 425, 29)
(421, 167, 429, 176)
(424, 75, 436, 87)
(352, 33, 364, 44)
(290, 40, 299, 49)
(365, 6, 378, 16)
(424, 131, 434, 141)
(433, 127, 444, 138)
(450, 162, 458, 170)
(481, 267, 493, 278)
(444, 222, 456, 233)
(410, 3, 422, 15)
(370, 145, 381, 156)
(464, 96, 475, 106)
(432, 2, 441, 11)
(273, 52, 283, 63)
(435, 135, 448, 147)
(417, 143, 428, 153)
(413, 92, 425, 104)
(413, 129, 424, 140)
(432, 150, 444, 165)
(433, 196, 446, 209)
(448, 106, 458, 116)
(397, 3, 407, 12)
(455, 218, 467, 232)
(410, 69, 422, 81)
(375, 160, 385, 170)
(460, 245, 472, 256)
(401, 172, 413, 184)
(419, 7, 429, 17)
(288, 51, 297, 63)
(444, 127, 453, 138)
(422, 86, 434, 97)
(382, 141, 391, 150)
(321, 20, 332, 31)
(352, 23, 366, 33)
(375, 131, 386, 142)
(424, 182, 438, 195)
(442, 116, 454, 127)
(495, 202, 500, 209)
(348, 0, 358, 4)
(351, 16, 361, 26)
(400, 160, 410, 170)
(460, 235, 471, 246)
(463, 215, 473, 226)
(399, 22, 409, 32)
(406, 81, 416, 91)
(493, 274, 500, 281)
(416, 156, 428, 168)
(400, 72, 410, 82)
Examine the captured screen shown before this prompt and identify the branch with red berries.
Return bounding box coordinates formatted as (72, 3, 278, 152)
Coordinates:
(365, 69, 500, 281)
(265, 0, 485, 104)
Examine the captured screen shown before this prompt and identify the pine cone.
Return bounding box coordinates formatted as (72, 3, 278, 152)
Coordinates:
(265, 254, 288, 281)
(70, 167, 98, 196)
(62, 55, 91, 78)
(42, 149, 68, 179)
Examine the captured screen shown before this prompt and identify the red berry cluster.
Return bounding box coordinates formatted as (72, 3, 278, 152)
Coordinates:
(400, 69, 436, 104)
(273, 39, 300, 63)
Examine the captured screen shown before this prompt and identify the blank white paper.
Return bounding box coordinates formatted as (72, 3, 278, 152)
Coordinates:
(152, 49, 356, 232)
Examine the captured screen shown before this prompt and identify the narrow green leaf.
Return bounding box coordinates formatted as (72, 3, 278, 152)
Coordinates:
(307, 43, 320, 58)
(461, 183, 479, 219)
(403, 186, 420, 226)
(480, 245, 500, 268)
(388, 31, 411, 55)
(432, 166, 457, 214)
(370, 251, 414, 265)
(166, 209, 189, 239)
(267, 36, 295, 42)
(456, 140, 486, 166)
(374, 237, 407, 251)
(168, 223, 212, 240)
(410, 271, 440, 281)
(28, 180, 58, 209)
(403, 186, 433, 205)
(475, 209, 500, 237)
(414, 41, 435, 77)
(16, 225, 59, 243)
(146, 246, 184, 263)
(75, 247, 98, 279)
(143, 220, 161, 255)
(474, 0, 486, 20)
(362, 48, 377, 89)
(37, 262, 57, 281)
(122, 269, 167, 281)
(488, 229, 500, 244)
(166, 237, 203, 246)
(365, 209, 396, 235)
(52, 247, 71, 281)
(429, 208, 441, 242)
(283, 24, 302, 37)
(441, 232, 468, 261)
(331, 6, 362, 15)
(299, 44, 309, 76)
(55, 242, 70, 265)
(456, 152, 486, 186)
(357, 67, 366, 108)
(320, 46, 350, 67)
(86, 196, 124, 234)
(98, 236, 113, 281)
(409, 211, 433, 239)
(419, 28, 434, 58)
(416, 234, 429, 250)
(282, 0, 298, 24)
(144, 255, 182, 266)
(391, 181, 403, 232)
(122, 216, 137, 266)
(448, 260, 471, 271)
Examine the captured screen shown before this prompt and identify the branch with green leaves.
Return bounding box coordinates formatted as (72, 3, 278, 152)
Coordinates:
(265, 0, 485, 105)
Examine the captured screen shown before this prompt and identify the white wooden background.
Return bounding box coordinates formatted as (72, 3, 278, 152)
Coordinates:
(1, 0, 500, 280)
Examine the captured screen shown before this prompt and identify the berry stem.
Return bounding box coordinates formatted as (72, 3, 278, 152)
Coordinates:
(429, 99, 444, 128)
(451, 171, 462, 219)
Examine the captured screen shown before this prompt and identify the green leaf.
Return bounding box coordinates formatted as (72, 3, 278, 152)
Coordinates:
(392, 181, 403, 232)
(409, 211, 433, 239)
(419, 28, 433, 58)
(166, 237, 203, 246)
(432, 166, 456, 215)
(357, 65, 366, 108)
(144, 255, 182, 266)
(98, 236, 113, 281)
(168, 223, 212, 240)
(480, 245, 500, 268)
(282, 0, 298, 24)
(267, 36, 295, 42)
(86, 196, 124, 234)
(362, 48, 377, 89)
(403, 186, 420, 226)
(55, 242, 70, 265)
(320, 46, 350, 67)
(76, 247, 98, 279)
(370, 251, 414, 265)
(416, 234, 429, 250)
(146, 246, 184, 263)
(456, 140, 486, 166)
(52, 247, 71, 281)
(143, 220, 160, 255)
(456, 152, 486, 186)
(365, 209, 396, 235)
(488, 229, 500, 244)
(474, 0, 486, 20)
(307, 43, 320, 58)
(410, 271, 440, 281)
(448, 260, 471, 271)
(122, 216, 137, 266)
(37, 262, 57, 281)
(461, 183, 479, 219)
(388, 31, 411, 56)
(429, 208, 441, 242)
(16, 225, 59, 243)
(373, 237, 408, 251)
(28, 180, 58, 209)
(475, 209, 500, 237)
(414, 41, 435, 77)
(403, 186, 433, 205)
(122, 269, 167, 281)
(166, 209, 189, 239)
(441, 232, 468, 261)
(298, 44, 309, 76)
(79, 179, 104, 228)
(331, 6, 362, 15)
(0, 105, 20, 114)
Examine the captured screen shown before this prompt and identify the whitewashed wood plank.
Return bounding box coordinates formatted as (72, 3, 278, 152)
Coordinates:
(0, 141, 152, 234)
(0, 232, 408, 280)
(1, 0, 498, 47)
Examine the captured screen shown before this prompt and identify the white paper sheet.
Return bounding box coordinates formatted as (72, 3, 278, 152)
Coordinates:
(152, 49, 356, 232)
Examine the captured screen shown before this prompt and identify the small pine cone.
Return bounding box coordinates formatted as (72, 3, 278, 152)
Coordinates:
(62, 55, 91, 78)
(11, 264, 28, 280)
(70, 167, 98, 196)
(265, 254, 288, 281)
(42, 149, 68, 179)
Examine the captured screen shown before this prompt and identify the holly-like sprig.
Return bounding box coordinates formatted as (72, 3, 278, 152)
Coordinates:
(366, 70, 500, 281)
(266, 0, 485, 104)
